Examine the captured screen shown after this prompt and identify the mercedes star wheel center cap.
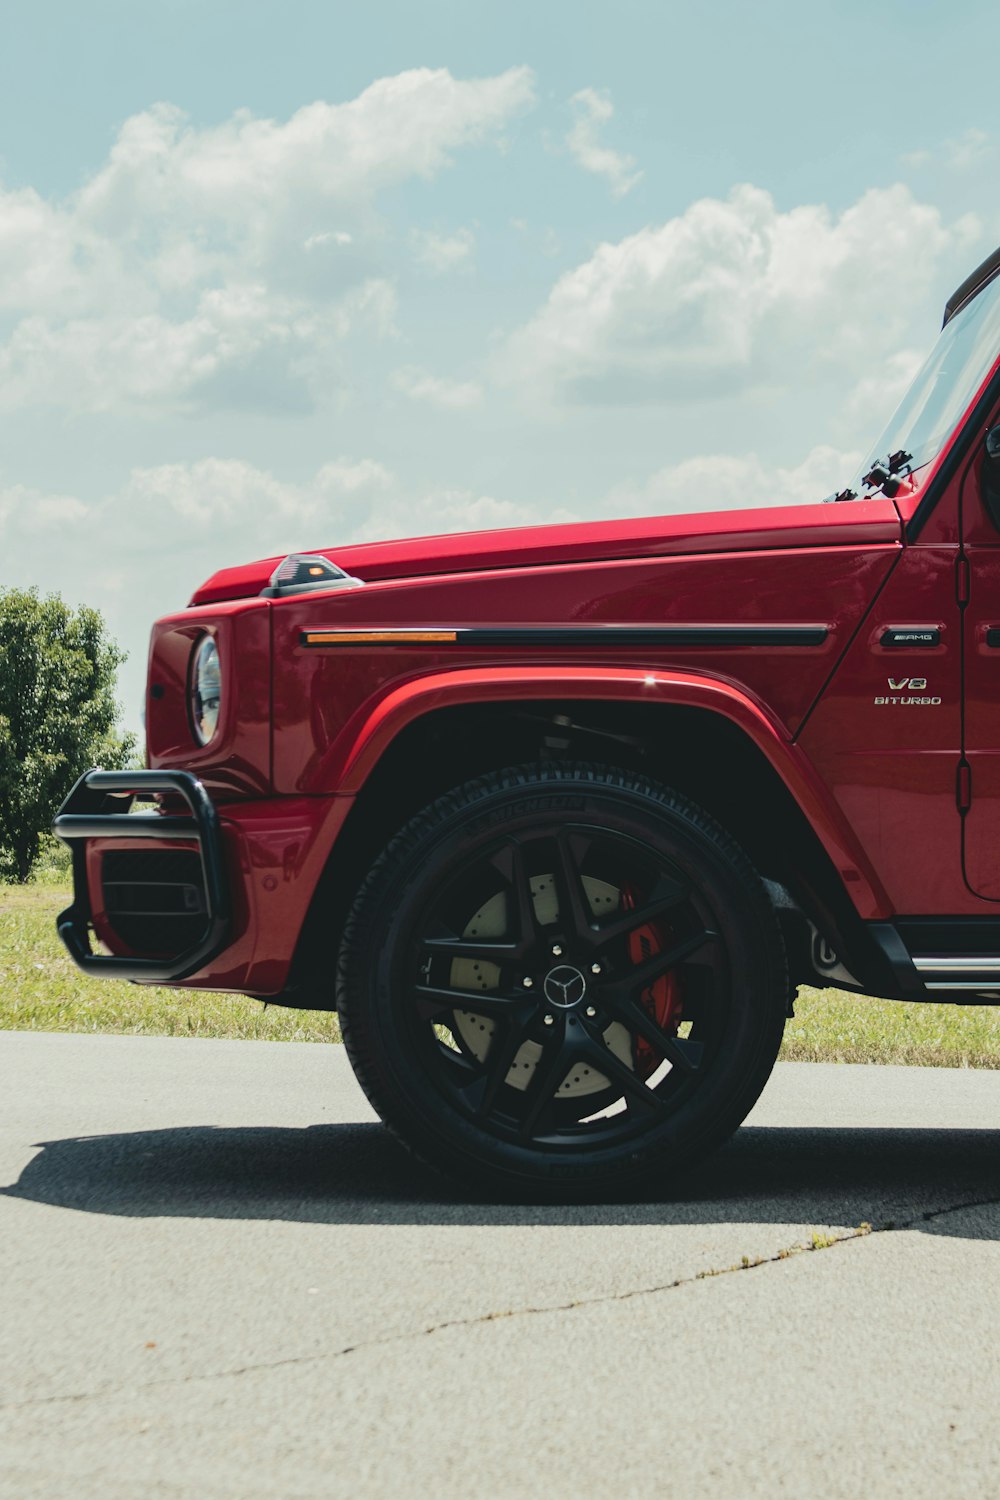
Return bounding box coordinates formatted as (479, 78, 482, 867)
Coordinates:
(543, 964, 588, 1009)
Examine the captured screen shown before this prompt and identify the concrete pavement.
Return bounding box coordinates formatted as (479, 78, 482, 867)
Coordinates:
(1, 1030, 998, 1499)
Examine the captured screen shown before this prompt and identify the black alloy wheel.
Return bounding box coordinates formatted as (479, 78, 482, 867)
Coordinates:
(337, 764, 788, 1198)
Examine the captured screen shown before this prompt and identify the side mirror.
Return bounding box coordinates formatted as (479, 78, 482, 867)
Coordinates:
(983, 427, 1000, 530)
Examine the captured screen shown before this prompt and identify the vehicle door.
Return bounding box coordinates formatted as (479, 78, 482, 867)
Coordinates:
(961, 386, 1000, 900)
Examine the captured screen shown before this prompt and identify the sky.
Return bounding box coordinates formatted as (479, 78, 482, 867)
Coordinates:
(3, 0, 1000, 733)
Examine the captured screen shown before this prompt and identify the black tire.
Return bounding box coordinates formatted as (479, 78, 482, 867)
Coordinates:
(337, 763, 788, 1198)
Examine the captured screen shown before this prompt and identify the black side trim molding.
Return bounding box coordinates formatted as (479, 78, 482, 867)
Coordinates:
(300, 624, 830, 649)
(463, 626, 829, 648)
(53, 769, 230, 983)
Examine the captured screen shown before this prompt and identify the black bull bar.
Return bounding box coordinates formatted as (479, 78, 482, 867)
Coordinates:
(53, 769, 231, 982)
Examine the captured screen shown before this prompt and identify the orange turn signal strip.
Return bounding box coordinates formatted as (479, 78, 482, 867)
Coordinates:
(302, 629, 459, 646)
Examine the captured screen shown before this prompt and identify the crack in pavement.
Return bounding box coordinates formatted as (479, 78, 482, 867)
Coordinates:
(3, 1190, 998, 1414)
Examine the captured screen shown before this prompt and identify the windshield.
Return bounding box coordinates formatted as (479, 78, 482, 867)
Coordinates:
(858, 271, 1000, 487)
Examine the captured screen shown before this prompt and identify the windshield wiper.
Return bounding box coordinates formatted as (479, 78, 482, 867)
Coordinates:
(861, 449, 913, 498)
(822, 487, 858, 504)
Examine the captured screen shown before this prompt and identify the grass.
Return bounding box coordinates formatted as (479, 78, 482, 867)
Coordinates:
(2, 884, 1000, 1066)
(0, 884, 341, 1043)
(781, 986, 1000, 1068)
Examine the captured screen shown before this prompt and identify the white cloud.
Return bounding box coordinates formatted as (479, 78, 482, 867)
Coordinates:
(841, 349, 925, 437)
(0, 482, 88, 536)
(75, 70, 535, 242)
(412, 227, 476, 272)
(0, 185, 140, 327)
(304, 230, 354, 250)
(104, 456, 571, 558)
(904, 128, 994, 173)
(509, 218, 562, 257)
(0, 67, 534, 414)
(393, 366, 483, 408)
(502, 183, 982, 404)
(0, 278, 398, 413)
(566, 88, 641, 198)
(119, 457, 393, 540)
(607, 444, 863, 516)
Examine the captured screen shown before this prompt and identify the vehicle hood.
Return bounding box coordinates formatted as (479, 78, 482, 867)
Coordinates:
(190, 496, 901, 606)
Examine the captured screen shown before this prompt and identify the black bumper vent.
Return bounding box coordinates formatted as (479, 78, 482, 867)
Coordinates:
(102, 849, 209, 958)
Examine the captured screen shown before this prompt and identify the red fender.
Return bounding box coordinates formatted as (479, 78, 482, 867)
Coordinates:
(317, 664, 890, 921)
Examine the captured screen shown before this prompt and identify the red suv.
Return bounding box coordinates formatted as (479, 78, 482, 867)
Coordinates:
(56, 245, 1000, 1196)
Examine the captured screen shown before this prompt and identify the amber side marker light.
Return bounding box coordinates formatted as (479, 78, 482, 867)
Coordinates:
(302, 629, 460, 646)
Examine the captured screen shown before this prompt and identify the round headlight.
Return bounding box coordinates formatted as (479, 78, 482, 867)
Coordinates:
(191, 635, 222, 746)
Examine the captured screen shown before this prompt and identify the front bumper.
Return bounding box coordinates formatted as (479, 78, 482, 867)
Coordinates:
(53, 769, 231, 982)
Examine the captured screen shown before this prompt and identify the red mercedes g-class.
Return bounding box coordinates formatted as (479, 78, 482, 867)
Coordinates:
(56, 245, 1000, 1196)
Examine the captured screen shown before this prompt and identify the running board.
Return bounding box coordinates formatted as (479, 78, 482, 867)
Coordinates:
(911, 956, 1000, 992)
(867, 922, 1000, 1001)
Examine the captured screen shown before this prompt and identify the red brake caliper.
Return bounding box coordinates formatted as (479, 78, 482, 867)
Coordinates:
(622, 885, 683, 1080)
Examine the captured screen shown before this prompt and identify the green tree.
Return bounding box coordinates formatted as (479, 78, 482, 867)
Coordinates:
(0, 589, 136, 882)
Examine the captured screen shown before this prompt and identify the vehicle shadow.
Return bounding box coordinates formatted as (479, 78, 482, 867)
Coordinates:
(2, 1121, 998, 1235)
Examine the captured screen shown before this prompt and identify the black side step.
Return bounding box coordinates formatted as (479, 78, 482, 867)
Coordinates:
(868, 921, 1000, 1003)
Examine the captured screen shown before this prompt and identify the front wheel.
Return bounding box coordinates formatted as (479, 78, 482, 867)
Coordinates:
(337, 764, 788, 1198)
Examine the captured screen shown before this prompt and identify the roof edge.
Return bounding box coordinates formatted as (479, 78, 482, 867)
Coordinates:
(943, 243, 1000, 327)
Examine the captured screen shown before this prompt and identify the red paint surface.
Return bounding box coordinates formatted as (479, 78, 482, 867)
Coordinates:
(145, 599, 272, 799)
(84, 795, 353, 995)
(796, 543, 963, 912)
(190, 497, 900, 604)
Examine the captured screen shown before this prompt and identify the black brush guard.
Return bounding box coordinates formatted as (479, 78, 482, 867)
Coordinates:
(53, 769, 231, 982)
